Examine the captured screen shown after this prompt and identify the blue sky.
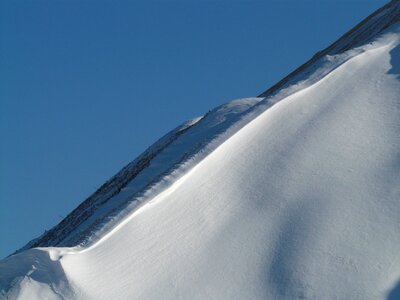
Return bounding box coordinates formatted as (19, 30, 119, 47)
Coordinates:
(0, 0, 388, 258)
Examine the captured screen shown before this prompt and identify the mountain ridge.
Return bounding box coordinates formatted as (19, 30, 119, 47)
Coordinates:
(1, 1, 400, 299)
(20, 0, 400, 254)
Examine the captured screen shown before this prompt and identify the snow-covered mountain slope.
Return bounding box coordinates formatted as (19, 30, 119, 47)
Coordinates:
(1, 1, 400, 299)
(14, 0, 400, 253)
(17, 97, 263, 250)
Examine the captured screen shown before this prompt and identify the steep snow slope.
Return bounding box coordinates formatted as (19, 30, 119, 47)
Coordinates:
(18, 98, 263, 250)
(2, 2, 400, 300)
(17, 0, 400, 253)
(2, 22, 400, 300)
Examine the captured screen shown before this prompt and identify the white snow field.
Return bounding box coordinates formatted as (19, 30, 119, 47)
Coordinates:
(2, 3, 400, 300)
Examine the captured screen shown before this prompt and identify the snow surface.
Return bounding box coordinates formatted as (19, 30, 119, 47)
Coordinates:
(2, 6, 400, 300)
(18, 96, 263, 250)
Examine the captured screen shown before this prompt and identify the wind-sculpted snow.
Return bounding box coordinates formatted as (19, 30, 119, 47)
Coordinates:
(0, 248, 74, 299)
(19, 98, 262, 250)
(2, 2, 400, 300)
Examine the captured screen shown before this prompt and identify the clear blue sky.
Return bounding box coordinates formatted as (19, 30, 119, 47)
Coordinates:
(0, 0, 388, 258)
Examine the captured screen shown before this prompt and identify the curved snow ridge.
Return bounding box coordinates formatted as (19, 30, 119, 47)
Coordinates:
(2, 4, 400, 299)
(79, 23, 400, 255)
(2, 23, 400, 299)
(20, 97, 264, 251)
(18, 2, 400, 253)
(18, 116, 204, 250)
(70, 97, 266, 248)
(58, 32, 400, 299)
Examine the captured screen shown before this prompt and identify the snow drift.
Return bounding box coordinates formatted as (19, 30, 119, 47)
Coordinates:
(1, 1, 400, 299)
